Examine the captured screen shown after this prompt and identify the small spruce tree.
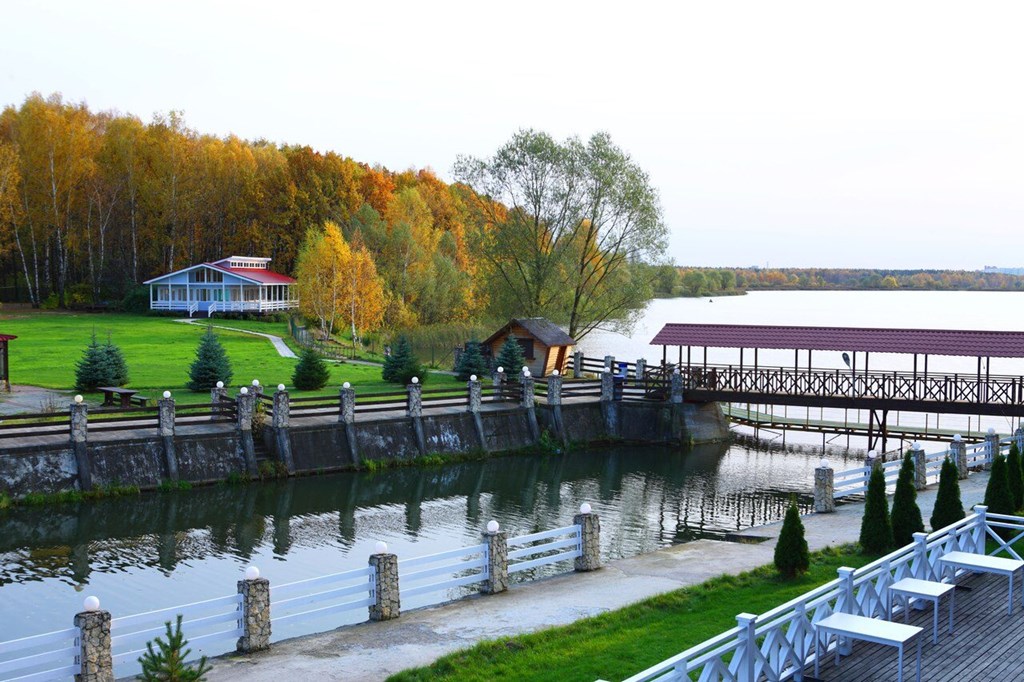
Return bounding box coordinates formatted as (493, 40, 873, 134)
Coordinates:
(187, 326, 233, 391)
(1007, 441, 1024, 511)
(292, 347, 331, 390)
(382, 336, 424, 385)
(774, 497, 810, 577)
(890, 451, 925, 546)
(859, 465, 894, 553)
(74, 332, 110, 391)
(137, 614, 212, 682)
(984, 452, 1015, 516)
(495, 337, 526, 383)
(454, 341, 489, 381)
(103, 334, 129, 387)
(930, 456, 965, 530)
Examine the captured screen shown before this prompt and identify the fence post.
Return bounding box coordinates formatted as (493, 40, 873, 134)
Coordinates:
(74, 596, 112, 682)
(670, 368, 683, 404)
(481, 520, 508, 594)
(521, 373, 540, 442)
(546, 372, 566, 444)
(574, 503, 601, 572)
(467, 375, 488, 452)
(1016, 424, 1024, 453)
(912, 532, 931, 582)
(210, 380, 227, 420)
(600, 371, 614, 403)
(236, 388, 259, 478)
(272, 386, 295, 474)
(911, 441, 927, 490)
(158, 391, 179, 482)
(972, 505, 988, 553)
(837, 565, 857, 653)
(236, 566, 271, 653)
(735, 612, 758, 682)
(407, 380, 422, 418)
(603, 355, 615, 373)
(467, 377, 482, 413)
(814, 458, 835, 513)
(635, 358, 646, 381)
(369, 543, 400, 621)
(951, 434, 968, 479)
(70, 396, 93, 492)
(985, 429, 999, 470)
(338, 382, 360, 465)
(572, 351, 583, 378)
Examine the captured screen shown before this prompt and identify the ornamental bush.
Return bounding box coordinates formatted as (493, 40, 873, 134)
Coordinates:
(984, 452, 1015, 516)
(187, 326, 233, 391)
(495, 337, 526, 383)
(859, 465, 893, 553)
(890, 451, 925, 546)
(774, 497, 809, 577)
(930, 456, 965, 531)
(1008, 442, 1024, 511)
(291, 347, 331, 390)
(454, 341, 489, 381)
(382, 336, 424, 385)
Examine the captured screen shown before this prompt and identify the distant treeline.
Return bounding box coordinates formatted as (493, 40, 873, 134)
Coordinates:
(651, 266, 1024, 297)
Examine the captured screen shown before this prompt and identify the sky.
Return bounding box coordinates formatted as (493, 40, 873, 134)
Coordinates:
(2, 0, 1022, 269)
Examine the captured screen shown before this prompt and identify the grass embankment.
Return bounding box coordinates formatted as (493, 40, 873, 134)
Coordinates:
(389, 545, 877, 682)
(0, 312, 459, 405)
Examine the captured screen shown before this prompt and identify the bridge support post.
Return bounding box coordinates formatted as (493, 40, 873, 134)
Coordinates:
(910, 442, 927, 490)
(984, 429, 999, 470)
(814, 462, 835, 513)
(951, 434, 968, 479)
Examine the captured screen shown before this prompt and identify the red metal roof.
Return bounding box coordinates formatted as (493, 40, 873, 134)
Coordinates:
(650, 324, 1024, 358)
(208, 264, 296, 284)
(0, 334, 15, 341)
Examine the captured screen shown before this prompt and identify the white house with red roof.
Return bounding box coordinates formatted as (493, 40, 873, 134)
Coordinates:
(143, 256, 298, 316)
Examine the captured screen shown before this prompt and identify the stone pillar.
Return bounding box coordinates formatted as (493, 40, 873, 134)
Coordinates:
(546, 374, 567, 444)
(481, 525, 508, 594)
(407, 382, 422, 418)
(547, 374, 563, 406)
(521, 376, 535, 409)
(74, 603, 112, 682)
(603, 355, 615, 373)
(951, 435, 968, 479)
(670, 369, 684, 404)
(158, 395, 179, 482)
(573, 508, 601, 572)
(70, 400, 92, 492)
(236, 572, 271, 653)
(210, 384, 228, 420)
(814, 464, 835, 513)
(572, 350, 583, 378)
(236, 389, 258, 478)
(467, 378, 482, 413)
(635, 358, 646, 381)
(339, 386, 355, 424)
(911, 442, 927, 490)
(600, 371, 614, 403)
(369, 551, 400, 621)
(985, 429, 1000, 470)
(272, 388, 295, 475)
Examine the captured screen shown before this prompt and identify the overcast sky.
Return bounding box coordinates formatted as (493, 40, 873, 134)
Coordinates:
(3, 1, 1022, 269)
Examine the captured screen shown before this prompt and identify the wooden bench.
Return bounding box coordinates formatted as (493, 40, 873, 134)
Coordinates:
(940, 550, 1024, 615)
(814, 612, 923, 682)
(129, 395, 150, 408)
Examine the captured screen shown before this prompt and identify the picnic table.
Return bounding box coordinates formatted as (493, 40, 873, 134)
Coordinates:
(97, 386, 139, 409)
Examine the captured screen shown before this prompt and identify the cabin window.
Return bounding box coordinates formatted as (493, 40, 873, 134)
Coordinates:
(517, 338, 535, 360)
(190, 268, 223, 283)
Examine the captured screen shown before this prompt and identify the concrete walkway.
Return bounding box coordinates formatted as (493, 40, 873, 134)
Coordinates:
(174, 319, 297, 359)
(206, 470, 992, 682)
(0, 385, 69, 415)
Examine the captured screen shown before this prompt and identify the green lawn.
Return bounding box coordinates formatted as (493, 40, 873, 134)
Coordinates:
(388, 546, 878, 682)
(0, 311, 458, 404)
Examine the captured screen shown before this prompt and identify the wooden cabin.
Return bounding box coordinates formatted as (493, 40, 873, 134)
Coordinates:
(144, 256, 298, 317)
(0, 334, 14, 391)
(483, 318, 576, 377)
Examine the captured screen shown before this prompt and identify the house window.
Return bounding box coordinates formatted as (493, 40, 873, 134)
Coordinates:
(516, 338, 535, 360)
(190, 268, 223, 283)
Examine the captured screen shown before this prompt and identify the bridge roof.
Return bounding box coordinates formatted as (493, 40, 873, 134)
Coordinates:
(650, 324, 1024, 358)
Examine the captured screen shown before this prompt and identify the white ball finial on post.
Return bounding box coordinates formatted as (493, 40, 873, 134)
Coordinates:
(83, 596, 100, 611)
(486, 520, 499, 533)
(216, 380, 224, 389)
(374, 541, 388, 554)
(245, 566, 260, 580)
(162, 390, 171, 399)
(579, 502, 592, 514)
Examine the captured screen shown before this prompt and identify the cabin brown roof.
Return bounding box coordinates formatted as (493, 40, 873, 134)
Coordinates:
(649, 324, 1024, 358)
(483, 318, 576, 348)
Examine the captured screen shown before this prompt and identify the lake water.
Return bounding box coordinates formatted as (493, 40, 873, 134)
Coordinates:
(2, 289, 1022, 651)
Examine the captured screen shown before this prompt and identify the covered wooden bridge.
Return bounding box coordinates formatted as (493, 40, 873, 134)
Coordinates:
(650, 324, 1024, 450)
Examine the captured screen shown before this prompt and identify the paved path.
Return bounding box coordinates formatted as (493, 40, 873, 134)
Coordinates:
(174, 319, 297, 359)
(0, 385, 69, 416)
(206, 469, 992, 682)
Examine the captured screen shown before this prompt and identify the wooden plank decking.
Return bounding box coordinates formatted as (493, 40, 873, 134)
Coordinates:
(806, 571, 1023, 681)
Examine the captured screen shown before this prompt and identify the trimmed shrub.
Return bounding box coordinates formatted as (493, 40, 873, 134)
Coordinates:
(292, 347, 331, 390)
(454, 341, 489, 381)
(495, 337, 526, 383)
(187, 326, 233, 391)
(890, 451, 925, 546)
(984, 452, 1015, 516)
(382, 336, 424, 385)
(1008, 442, 1024, 511)
(930, 456, 965, 530)
(859, 465, 894, 553)
(774, 497, 809, 577)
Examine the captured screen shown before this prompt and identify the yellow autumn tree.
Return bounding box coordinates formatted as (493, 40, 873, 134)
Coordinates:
(342, 234, 387, 355)
(295, 221, 351, 340)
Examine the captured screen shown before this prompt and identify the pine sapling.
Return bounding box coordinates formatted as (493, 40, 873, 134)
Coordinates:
(890, 451, 925, 546)
(930, 456, 965, 531)
(774, 497, 810, 577)
(859, 465, 894, 553)
(137, 614, 211, 682)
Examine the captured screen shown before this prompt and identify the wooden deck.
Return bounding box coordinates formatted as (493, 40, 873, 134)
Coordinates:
(805, 571, 1023, 681)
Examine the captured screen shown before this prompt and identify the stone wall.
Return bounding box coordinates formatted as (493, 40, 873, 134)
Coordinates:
(0, 446, 78, 496)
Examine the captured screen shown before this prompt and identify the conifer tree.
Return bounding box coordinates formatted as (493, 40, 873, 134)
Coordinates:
(495, 337, 526, 383)
(454, 341, 489, 381)
(74, 332, 109, 391)
(382, 336, 423, 385)
(103, 337, 129, 387)
(292, 347, 331, 390)
(890, 451, 925, 546)
(774, 497, 810, 577)
(1007, 441, 1024, 511)
(930, 456, 965, 530)
(138, 614, 211, 682)
(187, 326, 233, 391)
(984, 452, 1015, 516)
(859, 465, 894, 553)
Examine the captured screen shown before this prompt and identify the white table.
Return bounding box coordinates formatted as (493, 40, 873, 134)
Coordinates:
(814, 612, 923, 682)
(888, 577, 955, 644)
(940, 550, 1024, 615)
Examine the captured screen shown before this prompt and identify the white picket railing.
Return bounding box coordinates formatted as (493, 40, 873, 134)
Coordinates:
(400, 544, 490, 599)
(508, 524, 582, 574)
(616, 507, 1018, 682)
(271, 565, 375, 627)
(0, 627, 80, 681)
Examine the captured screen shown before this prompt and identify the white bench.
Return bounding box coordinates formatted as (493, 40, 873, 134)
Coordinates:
(940, 550, 1024, 615)
(814, 612, 922, 682)
(888, 577, 955, 644)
